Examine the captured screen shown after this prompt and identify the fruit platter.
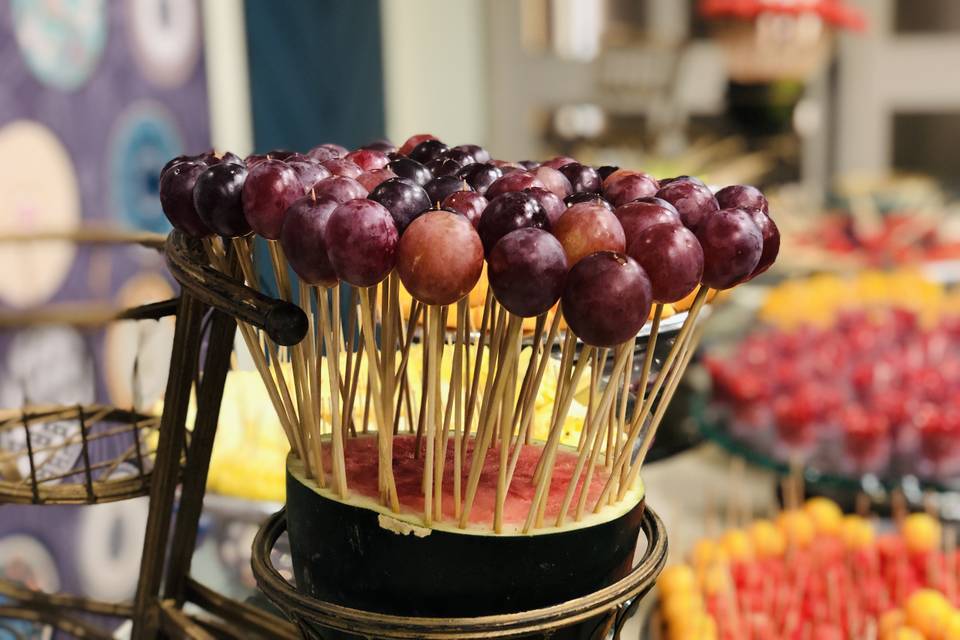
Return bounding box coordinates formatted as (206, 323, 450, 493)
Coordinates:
(704, 271, 960, 494)
(158, 131, 779, 637)
(653, 495, 960, 640)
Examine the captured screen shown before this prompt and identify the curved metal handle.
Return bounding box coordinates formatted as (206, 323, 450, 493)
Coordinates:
(164, 231, 308, 346)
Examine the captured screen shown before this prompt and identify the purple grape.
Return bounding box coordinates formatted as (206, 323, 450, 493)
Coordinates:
(518, 160, 541, 171)
(267, 149, 296, 161)
(488, 228, 568, 317)
(245, 153, 268, 168)
(602, 171, 659, 207)
(524, 187, 565, 226)
(287, 158, 331, 192)
(716, 184, 769, 214)
(321, 158, 363, 179)
(280, 194, 340, 287)
(626, 223, 703, 303)
(241, 159, 303, 239)
(542, 156, 576, 170)
(161, 151, 212, 181)
(369, 177, 431, 233)
(558, 163, 601, 193)
(424, 176, 469, 206)
(695, 208, 763, 290)
(440, 148, 475, 168)
(614, 197, 682, 245)
(561, 252, 652, 348)
(361, 139, 397, 154)
(441, 191, 487, 228)
(564, 192, 612, 210)
(345, 149, 390, 171)
(357, 168, 397, 192)
(193, 162, 250, 237)
(493, 161, 524, 174)
(408, 139, 449, 164)
(220, 151, 244, 165)
(160, 160, 212, 237)
(452, 144, 490, 164)
(746, 209, 780, 278)
(655, 177, 718, 233)
(325, 199, 399, 287)
(425, 156, 464, 178)
(399, 134, 437, 156)
(477, 191, 550, 256)
(552, 201, 626, 266)
(534, 166, 573, 199)
(389, 157, 432, 186)
(307, 145, 342, 162)
(457, 162, 502, 195)
(597, 165, 619, 181)
(485, 170, 545, 200)
(312, 176, 368, 203)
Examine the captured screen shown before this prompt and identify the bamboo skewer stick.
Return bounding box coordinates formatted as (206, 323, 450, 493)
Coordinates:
(451, 299, 468, 519)
(423, 305, 441, 525)
(611, 344, 635, 471)
(533, 330, 578, 486)
(462, 288, 494, 453)
(459, 314, 523, 529)
(593, 288, 709, 511)
(630, 304, 663, 428)
(300, 280, 325, 487)
(317, 288, 347, 497)
(555, 345, 629, 527)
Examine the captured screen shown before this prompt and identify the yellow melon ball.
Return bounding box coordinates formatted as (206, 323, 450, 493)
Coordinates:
(879, 609, 906, 639)
(720, 528, 753, 561)
(804, 497, 844, 535)
(669, 612, 717, 640)
(661, 591, 704, 627)
(749, 519, 787, 558)
(944, 611, 960, 640)
(701, 563, 733, 597)
(905, 589, 951, 639)
(658, 564, 697, 599)
(893, 629, 926, 640)
(691, 539, 728, 569)
(903, 513, 942, 555)
(777, 509, 816, 549)
(842, 514, 876, 550)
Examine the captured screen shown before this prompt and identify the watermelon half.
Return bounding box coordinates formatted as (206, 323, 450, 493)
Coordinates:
(286, 433, 646, 618)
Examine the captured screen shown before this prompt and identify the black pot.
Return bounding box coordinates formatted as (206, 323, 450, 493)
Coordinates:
(285, 458, 646, 622)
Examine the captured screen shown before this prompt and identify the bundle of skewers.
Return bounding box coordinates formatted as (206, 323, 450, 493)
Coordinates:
(160, 134, 779, 618)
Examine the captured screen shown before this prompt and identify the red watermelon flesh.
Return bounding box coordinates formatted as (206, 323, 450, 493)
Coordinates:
(321, 434, 624, 528)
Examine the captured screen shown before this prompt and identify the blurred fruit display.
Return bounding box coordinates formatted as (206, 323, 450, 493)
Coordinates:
(705, 271, 960, 485)
(656, 497, 960, 640)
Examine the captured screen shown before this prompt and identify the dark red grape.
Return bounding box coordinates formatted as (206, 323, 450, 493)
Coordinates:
(245, 153, 268, 167)
(312, 175, 368, 203)
(425, 156, 464, 178)
(409, 139, 449, 164)
(452, 144, 490, 164)
(326, 199, 398, 287)
(564, 192, 612, 209)
(160, 160, 212, 237)
(561, 252, 652, 347)
(542, 156, 576, 170)
(442, 191, 487, 227)
(280, 194, 340, 287)
(307, 145, 341, 162)
(369, 177, 431, 233)
(488, 228, 568, 318)
(477, 191, 550, 256)
(321, 158, 363, 179)
(492, 160, 524, 173)
(356, 167, 397, 192)
(535, 165, 573, 198)
(220, 151, 244, 165)
(440, 148, 475, 168)
(457, 162, 502, 195)
(614, 197, 681, 244)
(161, 154, 194, 180)
(388, 157, 432, 186)
(345, 148, 389, 171)
(396, 211, 483, 306)
(424, 176, 469, 206)
(625, 223, 703, 303)
(287, 158, 330, 192)
(602, 171, 659, 206)
(485, 170, 545, 200)
(655, 177, 718, 232)
(716, 184, 768, 214)
(241, 159, 303, 239)
(399, 133, 437, 156)
(552, 201, 625, 266)
(558, 163, 601, 193)
(361, 139, 396, 154)
(318, 143, 348, 157)
(524, 187, 565, 226)
(597, 165, 619, 181)
(695, 208, 762, 289)
(746, 209, 780, 278)
(193, 162, 250, 237)
(267, 149, 296, 160)
(518, 160, 541, 171)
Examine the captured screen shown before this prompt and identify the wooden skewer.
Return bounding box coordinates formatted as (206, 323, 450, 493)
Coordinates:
(300, 279, 326, 487)
(495, 318, 525, 533)
(317, 287, 347, 497)
(533, 330, 578, 485)
(450, 299, 469, 519)
(630, 304, 662, 427)
(593, 288, 709, 511)
(462, 288, 494, 454)
(459, 314, 523, 529)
